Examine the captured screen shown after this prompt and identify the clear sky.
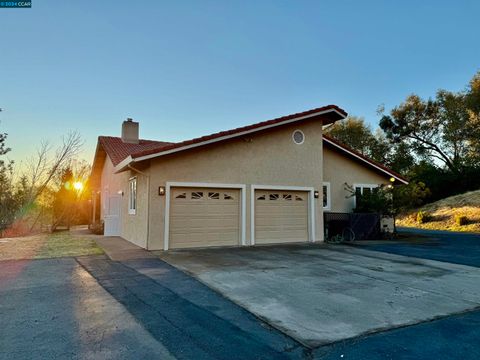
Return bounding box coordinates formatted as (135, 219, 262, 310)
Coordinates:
(1, 0, 479, 166)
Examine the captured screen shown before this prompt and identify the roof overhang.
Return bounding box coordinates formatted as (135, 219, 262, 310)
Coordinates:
(323, 136, 409, 185)
(90, 141, 107, 189)
(114, 107, 346, 173)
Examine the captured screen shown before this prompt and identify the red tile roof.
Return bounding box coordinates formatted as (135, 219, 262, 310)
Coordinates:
(323, 134, 408, 184)
(98, 136, 173, 166)
(130, 104, 347, 160)
(92, 105, 407, 184)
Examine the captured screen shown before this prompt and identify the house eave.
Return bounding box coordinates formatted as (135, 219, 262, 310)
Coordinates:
(116, 108, 346, 170)
(323, 136, 409, 185)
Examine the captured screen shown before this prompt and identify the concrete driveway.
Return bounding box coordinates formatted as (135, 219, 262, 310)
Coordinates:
(159, 243, 480, 347)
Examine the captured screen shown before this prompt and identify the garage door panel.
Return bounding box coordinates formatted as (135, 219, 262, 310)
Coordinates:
(171, 219, 239, 231)
(255, 190, 309, 244)
(170, 187, 241, 249)
(256, 215, 307, 224)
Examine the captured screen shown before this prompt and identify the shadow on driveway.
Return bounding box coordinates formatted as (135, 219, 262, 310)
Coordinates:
(76, 256, 304, 360)
(0, 257, 174, 360)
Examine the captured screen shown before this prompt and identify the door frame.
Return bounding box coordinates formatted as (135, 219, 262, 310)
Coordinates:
(251, 185, 315, 245)
(164, 181, 247, 250)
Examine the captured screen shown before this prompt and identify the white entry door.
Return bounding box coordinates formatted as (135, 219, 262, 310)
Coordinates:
(104, 195, 121, 236)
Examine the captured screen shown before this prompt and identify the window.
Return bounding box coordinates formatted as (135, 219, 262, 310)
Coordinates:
(175, 192, 186, 199)
(269, 193, 280, 200)
(224, 193, 235, 200)
(292, 130, 305, 145)
(354, 184, 378, 195)
(295, 195, 304, 201)
(128, 177, 137, 215)
(208, 192, 220, 200)
(282, 194, 292, 200)
(353, 184, 379, 207)
(323, 182, 331, 210)
(191, 192, 204, 200)
(256, 195, 266, 200)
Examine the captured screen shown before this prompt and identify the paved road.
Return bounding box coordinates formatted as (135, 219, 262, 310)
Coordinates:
(0, 257, 175, 360)
(361, 228, 480, 267)
(0, 256, 303, 360)
(2, 230, 480, 359)
(317, 309, 480, 359)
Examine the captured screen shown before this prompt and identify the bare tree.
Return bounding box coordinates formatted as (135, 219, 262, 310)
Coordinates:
(26, 131, 83, 203)
(24, 132, 84, 232)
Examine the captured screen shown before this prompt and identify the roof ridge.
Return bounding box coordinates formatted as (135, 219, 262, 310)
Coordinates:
(129, 104, 347, 159)
(98, 135, 173, 143)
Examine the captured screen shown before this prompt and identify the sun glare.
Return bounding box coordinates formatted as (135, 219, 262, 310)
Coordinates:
(73, 181, 84, 191)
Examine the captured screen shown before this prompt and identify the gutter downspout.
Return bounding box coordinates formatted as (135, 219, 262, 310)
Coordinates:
(128, 164, 150, 250)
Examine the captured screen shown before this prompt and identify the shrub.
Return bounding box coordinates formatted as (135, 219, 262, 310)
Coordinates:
(89, 221, 104, 235)
(455, 215, 468, 226)
(417, 211, 432, 224)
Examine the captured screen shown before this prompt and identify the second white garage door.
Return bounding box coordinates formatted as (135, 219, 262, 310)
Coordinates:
(169, 187, 241, 249)
(255, 189, 309, 244)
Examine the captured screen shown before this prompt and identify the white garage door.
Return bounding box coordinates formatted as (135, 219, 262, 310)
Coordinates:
(169, 187, 241, 249)
(255, 190, 309, 244)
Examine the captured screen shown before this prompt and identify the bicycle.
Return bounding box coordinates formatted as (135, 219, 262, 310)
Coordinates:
(326, 227, 356, 244)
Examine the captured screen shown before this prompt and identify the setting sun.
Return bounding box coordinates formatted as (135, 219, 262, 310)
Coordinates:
(73, 181, 84, 191)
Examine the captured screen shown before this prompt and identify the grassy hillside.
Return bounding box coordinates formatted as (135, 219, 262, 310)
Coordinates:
(397, 190, 480, 232)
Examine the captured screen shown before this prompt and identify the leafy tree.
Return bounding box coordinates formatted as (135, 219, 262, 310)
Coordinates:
(380, 71, 480, 174)
(388, 141, 415, 174)
(393, 181, 431, 211)
(465, 72, 480, 159)
(326, 116, 415, 175)
(326, 116, 374, 155)
(0, 131, 15, 235)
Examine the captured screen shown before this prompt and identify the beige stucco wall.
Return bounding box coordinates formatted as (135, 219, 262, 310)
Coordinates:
(100, 157, 122, 219)
(102, 120, 396, 250)
(121, 172, 149, 248)
(323, 145, 390, 212)
(100, 156, 149, 248)
(146, 120, 325, 250)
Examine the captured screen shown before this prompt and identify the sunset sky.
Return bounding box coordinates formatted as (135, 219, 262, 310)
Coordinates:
(1, 0, 479, 166)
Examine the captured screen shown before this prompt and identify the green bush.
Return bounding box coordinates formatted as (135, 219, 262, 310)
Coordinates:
(417, 211, 432, 224)
(455, 215, 468, 226)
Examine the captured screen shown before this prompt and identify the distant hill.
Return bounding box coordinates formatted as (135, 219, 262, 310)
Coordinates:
(397, 190, 480, 232)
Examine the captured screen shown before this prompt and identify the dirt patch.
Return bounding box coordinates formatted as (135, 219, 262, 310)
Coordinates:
(398, 206, 480, 233)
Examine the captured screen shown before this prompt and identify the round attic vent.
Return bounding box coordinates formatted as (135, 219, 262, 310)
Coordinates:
(292, 130, 305, 145)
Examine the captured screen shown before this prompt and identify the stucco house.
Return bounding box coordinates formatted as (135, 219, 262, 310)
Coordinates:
(90, 105, 407, 250)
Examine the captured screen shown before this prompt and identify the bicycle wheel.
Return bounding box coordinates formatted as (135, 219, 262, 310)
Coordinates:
(342, 227, 356, 242)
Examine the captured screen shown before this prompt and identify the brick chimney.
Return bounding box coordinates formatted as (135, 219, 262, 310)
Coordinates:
(121, 118, 139, 144)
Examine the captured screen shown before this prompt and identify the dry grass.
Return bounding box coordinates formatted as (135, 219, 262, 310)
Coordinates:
(398, 190, 480, 232)
(0, 231, 103, 261)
